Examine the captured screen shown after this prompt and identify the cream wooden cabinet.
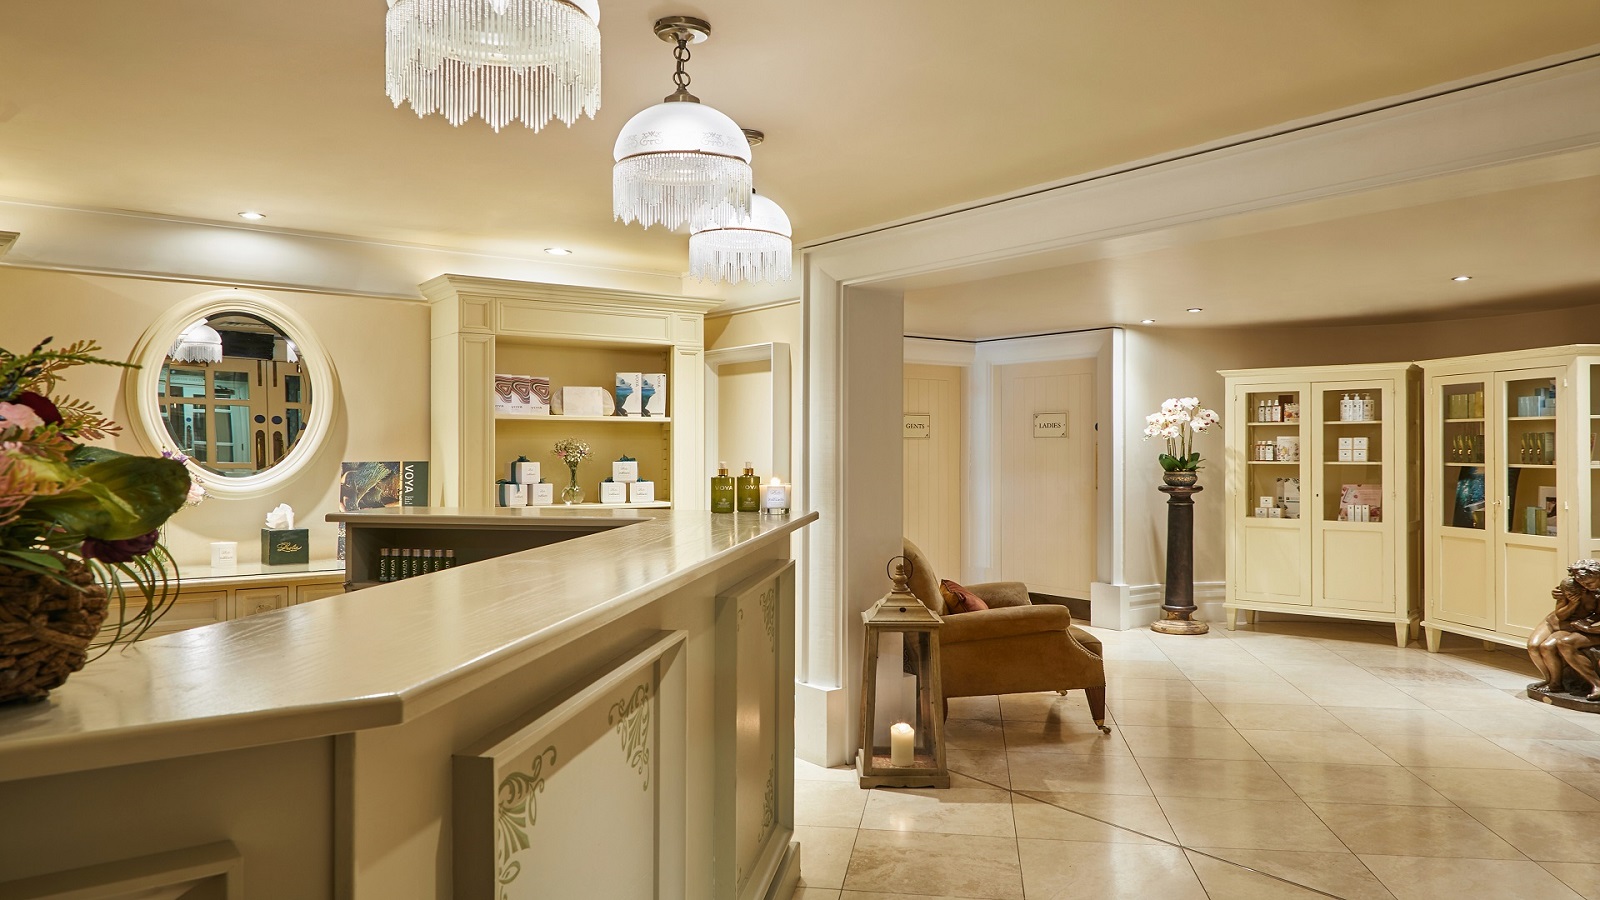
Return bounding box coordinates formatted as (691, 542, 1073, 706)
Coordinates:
(1222, 364, 1421, 646)
(119, 563, 345, 640)
(424, 276, 719, 510)
(1422, 346, 1600, 651)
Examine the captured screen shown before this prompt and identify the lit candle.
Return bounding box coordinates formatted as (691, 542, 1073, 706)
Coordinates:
(762, 476, 792, 515)
(889, 721, 915, 767)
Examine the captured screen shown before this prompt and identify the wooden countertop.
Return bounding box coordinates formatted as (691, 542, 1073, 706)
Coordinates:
(0, 509, 815, 782)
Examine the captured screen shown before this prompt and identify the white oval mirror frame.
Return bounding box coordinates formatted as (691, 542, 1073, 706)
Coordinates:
(124, 289, 339, 499)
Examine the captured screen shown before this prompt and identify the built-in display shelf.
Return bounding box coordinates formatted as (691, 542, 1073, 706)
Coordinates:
(1326, 420, 1384, 425)
(1508, 415, 1557, 421)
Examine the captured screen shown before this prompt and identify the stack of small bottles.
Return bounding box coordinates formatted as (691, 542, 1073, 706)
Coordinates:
(379, 548, 456, 582)
(1254, 397, 1298, 423)
(1338, 393, 1377, 422)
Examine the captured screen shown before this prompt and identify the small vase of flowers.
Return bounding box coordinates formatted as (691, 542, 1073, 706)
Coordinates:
(552, 438, 592, 505)
(1143, 397, 1220, 487)
(0, 338, 192, 703)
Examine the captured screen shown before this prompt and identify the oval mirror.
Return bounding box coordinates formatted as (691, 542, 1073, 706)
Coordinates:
(126, 291, 337, 498)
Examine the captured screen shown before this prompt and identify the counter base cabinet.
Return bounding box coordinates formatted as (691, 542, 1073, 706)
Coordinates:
(1222, 365, 1421, 648)
(1422, 348, 1600, 652)
(121, 566, 345, 640)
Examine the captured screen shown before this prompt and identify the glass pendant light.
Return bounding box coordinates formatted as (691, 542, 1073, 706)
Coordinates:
(689, 129, 793, 284)
(385, 0, 602, 133)
(169, 319, 224, 364)
(613, 16, 752, 231)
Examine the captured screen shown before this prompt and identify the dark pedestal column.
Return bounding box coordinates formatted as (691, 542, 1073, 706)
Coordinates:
(1152, 484, 1208, 635)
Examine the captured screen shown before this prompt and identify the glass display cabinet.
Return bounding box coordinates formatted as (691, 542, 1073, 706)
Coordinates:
(1222, 364, 1421, 647)
(1423, 347, 1600, 650)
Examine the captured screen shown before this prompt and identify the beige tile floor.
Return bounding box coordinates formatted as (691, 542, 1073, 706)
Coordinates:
(792, 620, 1600, 900)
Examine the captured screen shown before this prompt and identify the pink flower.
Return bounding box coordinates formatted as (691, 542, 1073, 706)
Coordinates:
(0, 402, 44, 431)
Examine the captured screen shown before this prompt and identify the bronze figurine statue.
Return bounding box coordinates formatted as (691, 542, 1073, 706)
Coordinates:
(1528, 560, 1600, 709)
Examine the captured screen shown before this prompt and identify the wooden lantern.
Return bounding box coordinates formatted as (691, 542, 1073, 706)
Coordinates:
(856, 557, 949, 789)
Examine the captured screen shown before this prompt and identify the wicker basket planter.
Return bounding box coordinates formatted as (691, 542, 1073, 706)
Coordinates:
(0, 557, 110, 704)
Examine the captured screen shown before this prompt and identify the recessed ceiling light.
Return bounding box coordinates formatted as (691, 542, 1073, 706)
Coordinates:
(1140, 319, 1156, 325)
(544, 247, 573, 256)
(1186, 307, 1203, 313)
(237, 211, 266, 221)
(1452, 275, 1472, 282)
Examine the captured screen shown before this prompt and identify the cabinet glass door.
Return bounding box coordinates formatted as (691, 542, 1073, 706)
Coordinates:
(1498, 368, 1565, 637)
(1588, 361, 1600, 557)
(1237, 385, 1309, 606)
(1432, 375, 1494, 630)
(1312, 381, 1394, 612)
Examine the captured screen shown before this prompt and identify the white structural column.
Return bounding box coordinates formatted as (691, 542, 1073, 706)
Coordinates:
(798, 267, 903, 767)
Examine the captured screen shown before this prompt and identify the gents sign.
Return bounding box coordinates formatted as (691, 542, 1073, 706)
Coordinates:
(1033, 412, 1068, 438)
(903, 415, 931, 439)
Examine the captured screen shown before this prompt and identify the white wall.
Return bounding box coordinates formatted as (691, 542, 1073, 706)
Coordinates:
(903, 363, 966, 581)
(0, 266, 431, 568)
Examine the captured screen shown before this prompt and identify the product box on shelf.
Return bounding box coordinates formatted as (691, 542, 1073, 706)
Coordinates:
(528, 482, 554, 505)
(628, 481, 655, 504)
(612, 456, 639, 483)
(599, 480, 627, 504)
(615, 372, 643, 416)
(497, 481, 526, 507)
(641, 373, 667, 417)
(1276, 477, 1301, 519)
(1275, 436, 1299, 462)
(1339, 484, 1382, 522)
(494, 375, 551, 416)
(509, 457, 540, 484)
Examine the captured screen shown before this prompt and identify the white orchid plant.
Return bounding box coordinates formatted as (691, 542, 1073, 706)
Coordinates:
(1143, 397, 1220, 472)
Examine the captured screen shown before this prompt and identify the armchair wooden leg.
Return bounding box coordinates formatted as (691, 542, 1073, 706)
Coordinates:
(1085, 686, 1111, 734)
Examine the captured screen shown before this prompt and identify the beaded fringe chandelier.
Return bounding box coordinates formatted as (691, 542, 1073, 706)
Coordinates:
(168, 319, 223, 364)
(689, 130, 793, 284)
(613, 17, 751, 231)
(385, 0, 602, 133)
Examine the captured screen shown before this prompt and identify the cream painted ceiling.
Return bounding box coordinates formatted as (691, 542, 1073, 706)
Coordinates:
(2, 2, 1600, 282)
(901, 153, 1600, 339)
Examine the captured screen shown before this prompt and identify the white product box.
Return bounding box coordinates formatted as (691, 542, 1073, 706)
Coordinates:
(641, 373, 668, 417)
(1267, 507, 1283, 518)
(615, 372, 643, 416)
(1352, 437, 1369, 450)
(561, 386, 607, 418)
(1258, 496, 1275, 509)
(1254, 507, 1271, 518)
(528, 482, 553, 506)
(1353, 448, 1369, 462)
(509, 458, 540, 484)
(210, 541, 238, 568)
(497, 483, 526, 507)
(1338, 448, 1354, 462)
(599, 481, 627, 504)
(612, 459, 639, 483)
(1275, 436, 1299, 462)
(494, 374, 528, 414)
(527, 377, 551, 415)
(628, 481, 655, 504)
(1338, 437, 1354, 450)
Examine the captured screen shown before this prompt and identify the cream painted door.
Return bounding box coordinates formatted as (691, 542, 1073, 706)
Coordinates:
(1496, 367, 1567, 638)
(1233, 381, 1311, 606)
(1430, 373, 1494, 630)
(1310, 379, 1397, 613)
(995, 359, 1095, 598)
(904, 364, 965, 581)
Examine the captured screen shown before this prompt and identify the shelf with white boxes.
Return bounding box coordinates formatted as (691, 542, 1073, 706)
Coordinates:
(426, 275, 717, 510)
(1222, 363, 1421, 647)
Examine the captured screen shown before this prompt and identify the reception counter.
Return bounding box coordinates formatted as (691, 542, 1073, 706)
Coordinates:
(0, 508, 815, 900)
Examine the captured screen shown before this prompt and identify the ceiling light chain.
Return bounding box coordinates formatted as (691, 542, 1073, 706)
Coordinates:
(670, 29, 694, 98)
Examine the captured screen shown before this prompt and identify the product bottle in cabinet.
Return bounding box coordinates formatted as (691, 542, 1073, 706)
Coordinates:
(711, 462, 736, 513)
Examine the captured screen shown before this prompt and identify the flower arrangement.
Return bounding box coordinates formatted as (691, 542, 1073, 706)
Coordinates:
(552, 438, 592, 505)
(1143, 397, 1220, 472)
(0, 338, 191, 674)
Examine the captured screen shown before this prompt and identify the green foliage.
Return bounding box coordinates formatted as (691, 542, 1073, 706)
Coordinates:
(1158, 452, 1204, 472)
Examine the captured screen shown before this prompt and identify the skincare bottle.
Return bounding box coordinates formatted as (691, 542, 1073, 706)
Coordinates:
(711, 462, 736, 513)
(443, 549, 456, 569)
(737, 462, 761, 512)
(379, 548, 393, 583)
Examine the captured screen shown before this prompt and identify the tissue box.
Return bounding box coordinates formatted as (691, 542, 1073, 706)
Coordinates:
(612, 457, 639, 483)
(599, 481, 627, 504)
(642, 373, 668, 417)
(615, 372, 642, 416)
(561, 386, 607, 418)
(261, 528, 310, 565)
(628, 481, 655, 504)
(528, 482, 553, 506)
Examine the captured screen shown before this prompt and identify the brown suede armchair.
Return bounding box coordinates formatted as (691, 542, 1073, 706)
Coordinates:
(903, 539, 1109, 733)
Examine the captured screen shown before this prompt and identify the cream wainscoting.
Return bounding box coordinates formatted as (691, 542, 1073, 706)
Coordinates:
(903, 363, 966, 581)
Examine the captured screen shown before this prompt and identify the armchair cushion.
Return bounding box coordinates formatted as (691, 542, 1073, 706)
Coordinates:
(942, 603, 1073, 644)
(965, 581, 1032, 609)
(939, 580, 990, 615)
